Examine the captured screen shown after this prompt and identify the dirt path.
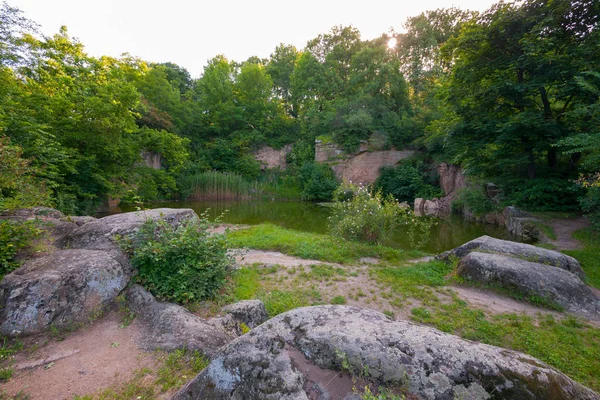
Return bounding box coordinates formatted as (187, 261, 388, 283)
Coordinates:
(545, 216, 589, 250)
(1, 311, 156, 399)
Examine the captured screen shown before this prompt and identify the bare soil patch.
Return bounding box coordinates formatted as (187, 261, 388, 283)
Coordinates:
(1, 311, 156, 399)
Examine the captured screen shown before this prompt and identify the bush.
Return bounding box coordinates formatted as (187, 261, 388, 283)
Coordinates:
(451, 187, 497, 216)
(0, 220, 41, 278)
(375, 161, 443, 203)
(328, 182, 435, 247)
(578, 175, 600, 232)
(500, 178, 582, 212)
(118, 214, 233, 303)
(299, 162, 338, 201)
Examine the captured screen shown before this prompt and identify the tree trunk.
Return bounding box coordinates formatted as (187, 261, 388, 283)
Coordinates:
(547, 148, 558, 172)
(527, 149, 536, 179)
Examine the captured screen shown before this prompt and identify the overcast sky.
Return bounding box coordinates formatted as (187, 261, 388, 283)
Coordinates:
(11, 0, 499, 77)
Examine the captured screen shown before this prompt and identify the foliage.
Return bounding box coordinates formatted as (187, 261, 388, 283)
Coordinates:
(298, 162, 338, 201)
(227, 224, 423, 265)
(441, 0, 599, 181)
(118, 215, 233, 303)
(0, 136, 52, 211)
(329, 182, 436, 247)
(0, 219, 41, 279)
(451, 187, 497, 216)
(500, 178, 583, 212)
(374, 161, 443, 203)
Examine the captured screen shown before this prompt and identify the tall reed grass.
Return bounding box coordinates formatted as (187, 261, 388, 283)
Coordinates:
(187, 171, 259, 200)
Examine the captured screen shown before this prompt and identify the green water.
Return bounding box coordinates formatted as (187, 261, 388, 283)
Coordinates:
(99, 200, 520, 253)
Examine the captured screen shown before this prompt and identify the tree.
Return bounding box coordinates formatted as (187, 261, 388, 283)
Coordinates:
(443, 0, 600, 180)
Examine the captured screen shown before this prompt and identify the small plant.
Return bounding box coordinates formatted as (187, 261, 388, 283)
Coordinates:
(118, 213, 234, 304)
(0, 367, 13, 381)
(383, 310, 395, 320)
(239, 322, 250, 334)
(331, 295, 347, 305)
(116, 295, 136, 328)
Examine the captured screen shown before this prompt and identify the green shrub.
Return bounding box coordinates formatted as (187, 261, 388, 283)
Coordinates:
(328, 182, 435, 247)
(118, 214, 233, 304)
(500, 178, 582, 212)
(375, 161, 443, 203)
(299, 162, 338, 201)
(451, 187, 497, 216)
(578, 176, 600, 232)
(0, 220, 41, 279)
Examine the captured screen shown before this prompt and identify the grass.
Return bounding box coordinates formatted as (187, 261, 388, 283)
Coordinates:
(564, 228, 600, 289)
(228, 224, 424, 265)
(228, 266, 323, 317)
(371, 261, 600, 392)
(409, 296, 600, 392)
(187, 171, 259, 200)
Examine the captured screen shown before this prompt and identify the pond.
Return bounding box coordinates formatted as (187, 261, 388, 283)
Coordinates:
(98, 200, 521, 254)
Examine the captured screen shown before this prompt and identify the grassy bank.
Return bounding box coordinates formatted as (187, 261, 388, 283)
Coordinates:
(227, 223, 425, 265)
(223, 224, 600, 392)
(564, 228, 600, 289)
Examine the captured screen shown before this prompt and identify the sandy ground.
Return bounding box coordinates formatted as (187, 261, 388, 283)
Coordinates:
(1, 311, 156, 399)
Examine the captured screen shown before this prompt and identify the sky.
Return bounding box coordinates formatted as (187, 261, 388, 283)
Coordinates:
(11, 0, 499, 78)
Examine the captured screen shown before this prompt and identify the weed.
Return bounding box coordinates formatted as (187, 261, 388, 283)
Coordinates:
(240, 323, 250, 334)
(0, 367, 13, 381)
(383, 310, 395, 319)
(331, 295, 348, 305)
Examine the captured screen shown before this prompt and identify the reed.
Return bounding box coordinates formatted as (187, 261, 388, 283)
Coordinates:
(188, 171, 259, 200)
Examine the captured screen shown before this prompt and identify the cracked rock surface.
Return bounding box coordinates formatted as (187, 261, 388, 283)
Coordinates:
(173, 305, 599, 400)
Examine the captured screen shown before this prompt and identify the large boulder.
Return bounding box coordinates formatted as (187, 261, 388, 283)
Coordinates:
(56, 208, 197, 251)
(126, 285, 233, 357)
(439, 235, 585, 279)
(173, 306, 599, 400)
(0, 249, 131, 336)
(456, 252, 600, 319)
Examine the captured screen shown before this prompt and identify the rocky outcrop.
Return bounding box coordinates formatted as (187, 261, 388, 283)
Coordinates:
(141, 151, 162, 169)
(457, 252, 600, 318)
(221, 300, 268, 329)
(57, 208, 197, 251)
(439, 235, 585, 279)
(254, 145, 292, 170)
(315, 138, 415, 184)
(173, 305, 600, 400)
(0, 249, 131, 336)
(438, 162, 466, 196)
(126, 285, 234, 357)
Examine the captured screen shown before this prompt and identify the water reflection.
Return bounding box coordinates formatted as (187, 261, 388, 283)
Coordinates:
(98, 200, 521, 253)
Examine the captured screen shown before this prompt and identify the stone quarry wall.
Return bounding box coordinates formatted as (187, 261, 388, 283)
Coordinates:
(315, 140, 415, 184)
(254, 145, 292, 170)
(141, 151, 162, 170)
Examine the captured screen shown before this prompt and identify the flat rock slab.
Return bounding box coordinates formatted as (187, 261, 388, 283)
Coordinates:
(57, 208, 197, 251)
(439, 235, 585, 279)
(457, 252, 600, 319)
(0, 249, 131, 336)
(173, 305, 599, 400)
(126, 285, 233, 358)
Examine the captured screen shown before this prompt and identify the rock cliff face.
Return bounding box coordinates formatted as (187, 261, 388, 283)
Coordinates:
(315, 140, 415, 184)
(254, 145, 292, 170)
